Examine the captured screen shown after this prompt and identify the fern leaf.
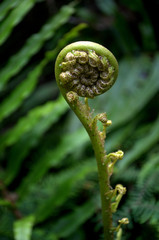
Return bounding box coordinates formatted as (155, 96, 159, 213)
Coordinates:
(0, 0, 36, 45)
(0, 0, 25, 22)
(33, 159, 97, 223)
(138, 153, 159, 184)
(3, 99, 68, 186)
(0, 60, 46, 122)
(118, 116, 159, 172)
(0, 96, 68, 151)
(0, 4, 75, 91)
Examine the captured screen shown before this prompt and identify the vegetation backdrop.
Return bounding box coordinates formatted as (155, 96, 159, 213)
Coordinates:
(0, 0, 159, 239)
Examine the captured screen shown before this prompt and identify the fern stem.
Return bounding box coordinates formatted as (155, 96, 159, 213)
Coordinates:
(87, 125, 113, 239)
(55, 41, 119, 239)
(64, 95, 113, 240)
(88, 131, 113, 239)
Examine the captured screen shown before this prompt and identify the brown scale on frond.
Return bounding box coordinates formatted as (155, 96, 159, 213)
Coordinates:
(59, 50, 115, 98)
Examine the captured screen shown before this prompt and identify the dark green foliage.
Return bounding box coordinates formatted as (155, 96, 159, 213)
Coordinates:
(0, 0, 159, 239)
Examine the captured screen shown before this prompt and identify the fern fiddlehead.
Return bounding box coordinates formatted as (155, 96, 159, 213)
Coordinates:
(55, 41, 128, 240)
(55, 41, 118, 98)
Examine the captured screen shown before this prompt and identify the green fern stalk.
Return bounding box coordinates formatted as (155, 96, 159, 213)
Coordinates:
(55, 41, 128, 239)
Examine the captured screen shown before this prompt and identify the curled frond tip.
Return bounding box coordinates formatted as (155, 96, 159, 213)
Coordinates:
(55, 41, 118, 98)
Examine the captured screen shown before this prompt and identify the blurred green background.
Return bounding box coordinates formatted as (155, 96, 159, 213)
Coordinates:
(0, 0, 159, 239)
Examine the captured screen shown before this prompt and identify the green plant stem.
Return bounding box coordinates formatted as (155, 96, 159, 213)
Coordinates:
(66, 94, 113, 240)
(88, 125, 113, 240)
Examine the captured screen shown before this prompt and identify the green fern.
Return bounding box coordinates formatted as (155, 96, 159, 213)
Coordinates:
(0, 1, 159, 239)
(118, 117, 159, 172)
(34, 159, 97, 223)
(4, 96, 68, 184)
(0, 4, 75, 91)
(0, 0, 37, 45)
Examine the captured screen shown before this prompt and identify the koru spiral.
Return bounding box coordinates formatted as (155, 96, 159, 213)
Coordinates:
(55, 41, 118, 98)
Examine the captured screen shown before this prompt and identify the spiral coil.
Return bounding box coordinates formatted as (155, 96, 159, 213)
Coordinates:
(59, 49, 115, 98)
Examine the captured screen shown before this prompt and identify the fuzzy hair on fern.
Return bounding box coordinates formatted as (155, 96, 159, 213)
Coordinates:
(55, 41, 128, 240)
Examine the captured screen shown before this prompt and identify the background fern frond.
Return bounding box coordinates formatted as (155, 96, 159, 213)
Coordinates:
(0, 4, 75, 91)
